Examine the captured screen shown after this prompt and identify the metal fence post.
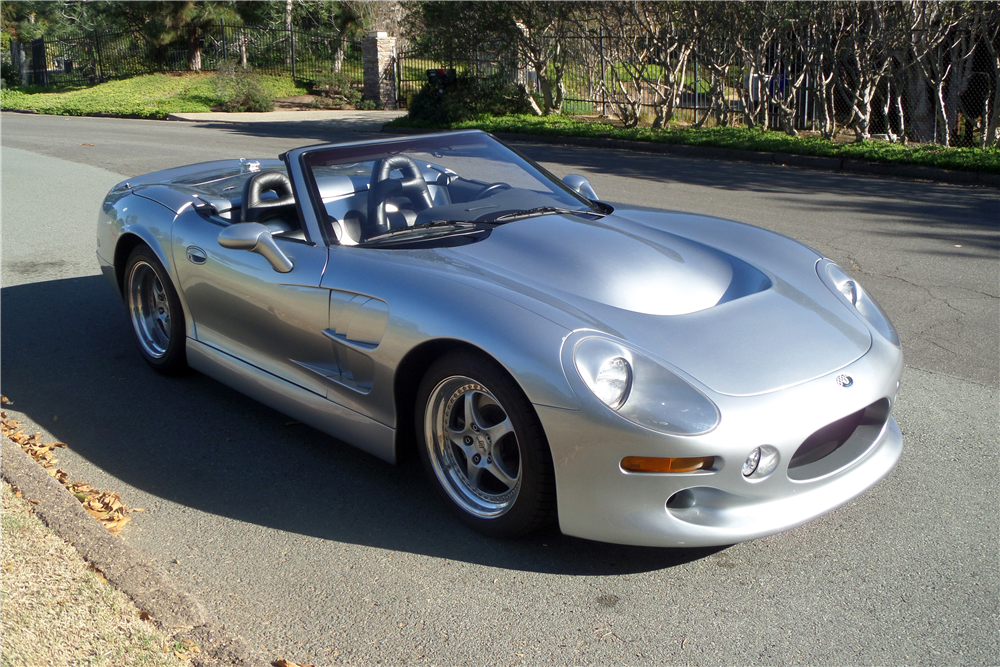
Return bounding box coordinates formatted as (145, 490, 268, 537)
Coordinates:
(30, 38, 48, 86)
(290, 26, 296, 79)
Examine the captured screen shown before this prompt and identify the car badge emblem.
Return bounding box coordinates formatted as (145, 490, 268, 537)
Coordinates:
(836, 374, 854, 388)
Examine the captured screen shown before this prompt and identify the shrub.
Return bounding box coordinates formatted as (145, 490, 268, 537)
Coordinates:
(356, 99, 381, 110)
(212, 60, 274, 113)
(311, 71, 361, 107)
(1, 61, 20, 88)
(407, 73, 530, 125)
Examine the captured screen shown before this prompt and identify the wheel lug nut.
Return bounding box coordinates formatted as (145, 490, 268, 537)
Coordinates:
(472, 454, 481, 464)
(487, 456, 492, 464)
(464, 436, 473, 445)
(471, 424, 480, 432)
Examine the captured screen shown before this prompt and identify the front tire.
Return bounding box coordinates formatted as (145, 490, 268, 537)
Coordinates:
(416, 351, 556, 538)
(124, 246, 187, 375)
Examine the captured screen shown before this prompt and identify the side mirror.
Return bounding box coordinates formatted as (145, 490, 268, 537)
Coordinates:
(562, 174, 599, 201)
(218, 223, 294, 273)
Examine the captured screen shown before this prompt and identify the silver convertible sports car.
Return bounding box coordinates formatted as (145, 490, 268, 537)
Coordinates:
(97, 130, 903, 547)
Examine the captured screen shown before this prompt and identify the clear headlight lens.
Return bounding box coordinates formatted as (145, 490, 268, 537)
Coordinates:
(742, 445, 780, 480)
(593, 357, 632, 408)
(573, 337, 720, 435)
(822, 262, 900, 346)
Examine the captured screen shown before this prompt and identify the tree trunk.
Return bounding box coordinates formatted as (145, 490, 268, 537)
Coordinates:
(188, 26, 202, 71)
(902, 67, 935, 143)
(284, 0, 293, 67)
(239, 35, 248, 69)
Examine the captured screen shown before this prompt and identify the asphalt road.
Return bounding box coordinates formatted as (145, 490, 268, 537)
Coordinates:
(2, 112, 997, 666)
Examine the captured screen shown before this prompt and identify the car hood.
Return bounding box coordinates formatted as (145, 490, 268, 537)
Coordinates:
(432, 212, 872, 396)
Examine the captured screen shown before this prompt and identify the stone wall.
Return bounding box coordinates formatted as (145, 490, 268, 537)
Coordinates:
(362, 32, 397, 110)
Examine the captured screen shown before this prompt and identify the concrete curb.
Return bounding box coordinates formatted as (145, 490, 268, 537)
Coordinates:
(382, 125, 1000, 188)
(1, 437, 269, 667)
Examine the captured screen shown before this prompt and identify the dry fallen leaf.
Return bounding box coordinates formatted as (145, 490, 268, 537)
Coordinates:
(2, 397, 134, 533)
(173, 640, 200, 660)
(273, 659, 316, 667)
(88, 564, 108, 583)
(139, 611, 151, 621)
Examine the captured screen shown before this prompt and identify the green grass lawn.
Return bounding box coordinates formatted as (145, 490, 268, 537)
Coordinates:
(0, 72, 307, 119)
(387, 113, 1000, 174)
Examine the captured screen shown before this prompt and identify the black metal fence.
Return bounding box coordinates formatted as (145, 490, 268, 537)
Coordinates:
(395, 46, 518, 106)
(9, 23, 363, 87)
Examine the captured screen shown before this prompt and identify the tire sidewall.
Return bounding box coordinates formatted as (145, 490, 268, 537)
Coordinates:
(416, 350, 555, 538)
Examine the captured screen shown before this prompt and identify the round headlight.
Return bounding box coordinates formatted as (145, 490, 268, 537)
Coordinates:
(742, 445, 780, 480)
(823, 262, 900, 346)
(593, 356, 632, 409)
(837, 279, 858, 305)
(572, 336, 719, 434)
(742, 448, 761, 476)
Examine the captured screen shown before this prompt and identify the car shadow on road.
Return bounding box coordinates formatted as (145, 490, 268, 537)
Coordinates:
(1, 276, 723, 576)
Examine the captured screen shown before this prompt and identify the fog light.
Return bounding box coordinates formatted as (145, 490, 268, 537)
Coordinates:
(621, 456, 715, 473)
(743, 445, 780, 480)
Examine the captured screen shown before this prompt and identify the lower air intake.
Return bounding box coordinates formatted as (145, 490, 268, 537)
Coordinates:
(787, 399, 891, 481)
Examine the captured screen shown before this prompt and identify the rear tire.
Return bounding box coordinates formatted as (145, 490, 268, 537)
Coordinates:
(124, 246, 187, 375)
(416, 350, 556, 538)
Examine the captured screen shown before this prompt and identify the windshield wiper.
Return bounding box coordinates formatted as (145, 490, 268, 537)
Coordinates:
(491, 206, 606, 223)
(361, 219, 476, 245)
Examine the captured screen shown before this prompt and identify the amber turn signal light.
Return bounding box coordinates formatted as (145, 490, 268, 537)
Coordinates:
(621, 456, 715, 473)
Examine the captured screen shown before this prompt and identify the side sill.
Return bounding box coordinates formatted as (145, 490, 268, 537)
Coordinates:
(187, 339, 396, 463)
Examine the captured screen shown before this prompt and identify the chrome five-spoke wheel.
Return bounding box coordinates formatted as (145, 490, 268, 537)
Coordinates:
(128, 261, 171, 358)
(425, 376, 522, 518)
(124, 246, 187, 374)
(416, 351, 555, 537)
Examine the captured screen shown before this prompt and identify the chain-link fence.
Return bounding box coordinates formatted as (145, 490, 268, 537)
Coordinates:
(419, 2, 996, 149)
(529, 31, 997, 148)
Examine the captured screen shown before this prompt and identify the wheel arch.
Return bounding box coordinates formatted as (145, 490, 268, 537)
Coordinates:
(113, 232, 148, 297)
(114, 228, 195, 340)
(392, 338, 545, 463)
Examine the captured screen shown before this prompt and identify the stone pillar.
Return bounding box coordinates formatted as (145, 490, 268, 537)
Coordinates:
(362, 31, 397, 110)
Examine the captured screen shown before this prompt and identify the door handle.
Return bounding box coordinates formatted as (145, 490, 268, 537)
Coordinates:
(186, 246, 207, 264)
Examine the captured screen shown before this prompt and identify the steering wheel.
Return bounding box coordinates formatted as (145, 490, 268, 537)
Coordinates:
(241, 171, 295, 224)
(367, 155, 434, 232)
(471, 182, 512, 200)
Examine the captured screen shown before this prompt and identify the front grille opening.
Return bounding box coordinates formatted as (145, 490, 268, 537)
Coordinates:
(788, 399, 891, 481)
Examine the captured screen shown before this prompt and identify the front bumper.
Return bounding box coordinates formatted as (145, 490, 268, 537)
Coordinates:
(538, 348, 904, 547)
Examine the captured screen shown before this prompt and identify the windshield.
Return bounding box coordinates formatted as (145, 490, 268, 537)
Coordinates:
(301, 132, 601, 246)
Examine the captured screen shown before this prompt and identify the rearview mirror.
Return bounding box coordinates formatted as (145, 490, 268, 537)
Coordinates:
(218, 223, 293, 273)
(562, 174, 598, 201)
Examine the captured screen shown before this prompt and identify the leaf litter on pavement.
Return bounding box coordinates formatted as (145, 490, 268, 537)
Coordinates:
(1, 395, 143, 534)
(3, 397, 317, 667)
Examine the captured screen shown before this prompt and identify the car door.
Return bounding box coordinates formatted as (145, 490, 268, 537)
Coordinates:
(171, 205, 335, 397)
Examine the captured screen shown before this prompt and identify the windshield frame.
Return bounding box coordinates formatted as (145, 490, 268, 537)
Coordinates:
(289, 130, 602, 247)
